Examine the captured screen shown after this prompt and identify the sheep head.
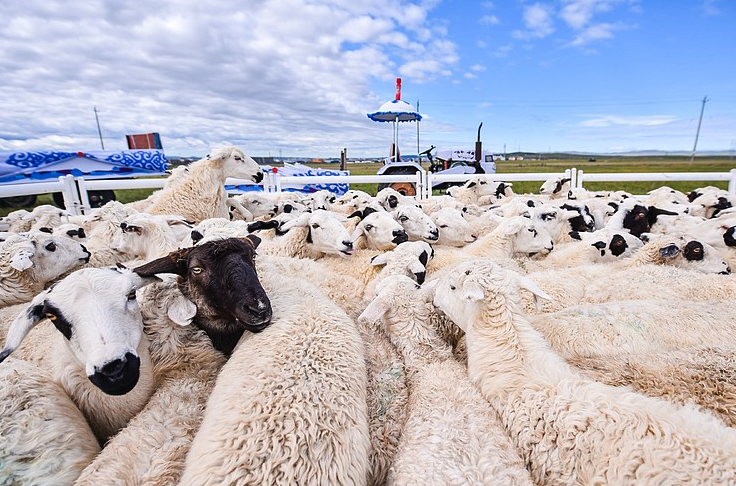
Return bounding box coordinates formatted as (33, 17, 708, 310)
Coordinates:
(207, 145, 264, 184)
(0, 267, 158, 396)
(133, 235, 272, 356)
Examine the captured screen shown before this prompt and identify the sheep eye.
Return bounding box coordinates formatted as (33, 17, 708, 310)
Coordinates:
(364, 224, 374, 231)
(399, 216, 409, 222)
(439, 224, 449, 229)
(127, 290, 137, 301)
(191, 267, 203, 275)
(465, 270, 471, 275)
(45, 313, 57, 321)
(528, 228, 538, 236)
(449, 285, 456, 290)
(693, 248, 702, 253)
(45, 242, 57, 252)
(311, 223, 320, 229)
(234, 156, 243, 161)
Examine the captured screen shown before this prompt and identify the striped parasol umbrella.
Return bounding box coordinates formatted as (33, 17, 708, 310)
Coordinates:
(367, 78, 421, 161)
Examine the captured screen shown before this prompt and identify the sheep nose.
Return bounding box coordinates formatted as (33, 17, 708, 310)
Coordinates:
(342, 240, 353, 249)
(392, 230, 409, 244)
(721, 266, 731, 275)
(99, 358, 126, 381)
(253, 172, 264, 183)
(471, 234, 478, 240)
(120, 222, 127, 230)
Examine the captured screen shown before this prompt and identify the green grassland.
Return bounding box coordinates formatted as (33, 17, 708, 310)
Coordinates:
(2, 156, 735, 217)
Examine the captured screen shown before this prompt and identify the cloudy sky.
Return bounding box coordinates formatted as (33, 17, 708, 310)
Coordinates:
(1, 0, 734, 158)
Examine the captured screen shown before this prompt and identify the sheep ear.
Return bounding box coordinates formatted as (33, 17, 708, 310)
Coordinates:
(350, 225, 364, 242)
(167, 293, 197, 326)
(461, 281, 485, 302)
(420, 279, 437, 300)
(358, 297, 391, 323)
(0, 291, 48, 363)
(133, 247, 193, 277)
(518, 275, 552, 312)
(280, 212, 311, 231)
(370, 251, 392, 266)
(502, 219, 524, 235)
(10, 247, 35, 271)
(244, 234, 262, 249)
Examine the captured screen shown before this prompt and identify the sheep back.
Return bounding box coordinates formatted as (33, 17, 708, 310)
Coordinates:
(178, 273, 370, 486)
(0, 358, 100, 486)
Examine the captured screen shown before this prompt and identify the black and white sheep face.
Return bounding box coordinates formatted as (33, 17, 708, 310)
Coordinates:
(392, 205, 440, 242)
(211, 146, 264, 184)
(334, 190, 373, 213)
(352, 211, 409, 251)
(0, 267, 156, 395)
(8, 233, 91, 283)
(539, 177, 571, 198)
(430, 208, 477, 247)
(573, 229, 643, 260)
(647, 234, 731, 274)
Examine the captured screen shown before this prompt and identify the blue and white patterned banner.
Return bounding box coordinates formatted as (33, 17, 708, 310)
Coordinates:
(0, 150, 167, 184)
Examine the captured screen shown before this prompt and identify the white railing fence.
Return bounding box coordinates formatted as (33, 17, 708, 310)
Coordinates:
(2, 168, 736, 215)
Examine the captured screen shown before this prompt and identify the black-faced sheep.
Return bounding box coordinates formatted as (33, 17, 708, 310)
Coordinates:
(133, 236, 272, 356)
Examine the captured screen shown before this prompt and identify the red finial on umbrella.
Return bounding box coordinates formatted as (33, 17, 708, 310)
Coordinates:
(395, 77, 402, 100)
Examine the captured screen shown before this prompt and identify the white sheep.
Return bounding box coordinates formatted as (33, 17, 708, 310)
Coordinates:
(0, 357, 100, 486)
(426, 215, 554, 275)
(0, 267, 158, 443)
(257, 209, 355, 259)
(529, 298, 736, 359)
(568, 345, 736, 428)
(432, 259, 736, 485)
(0, 232, 91, 306)
(112, 213, 192, 263)
(429, 207, 477, 247)
(524, 238, 732, 313)
(349, 209, 409, 250)
(391, 204, 439, 242)
(375, 187, 417, 210)
(74, 277, 227, 486)
(177, 270, 370, 486)
(145, 145, 264, 222)
(359, 275, 533, 486)
(538, 175, 572, 199)
(227, 192, 280, 221)
(518, 227, 643, 272)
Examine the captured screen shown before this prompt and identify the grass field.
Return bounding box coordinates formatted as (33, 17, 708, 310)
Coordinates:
(2, 156, 735, 217)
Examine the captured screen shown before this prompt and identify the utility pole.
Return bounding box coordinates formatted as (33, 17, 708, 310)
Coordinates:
(690, 95, 708, 164)
(94, 106, 105, 150)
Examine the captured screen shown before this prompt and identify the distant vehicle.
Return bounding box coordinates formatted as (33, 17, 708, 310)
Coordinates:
(376, 123, 495, 195)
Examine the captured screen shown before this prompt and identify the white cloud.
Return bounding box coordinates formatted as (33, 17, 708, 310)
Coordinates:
(480, 15, 500, 25)
(0, 0, 458, 157)
(701, 0, 722, 16)
(580, 115, 679, 128)
(513, 3, 555, 39)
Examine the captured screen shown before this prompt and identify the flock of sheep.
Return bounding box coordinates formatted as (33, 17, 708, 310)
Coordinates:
(2, 145, 736, 485)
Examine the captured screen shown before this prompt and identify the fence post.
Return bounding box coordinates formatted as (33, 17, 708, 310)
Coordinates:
(75, 177, 93, 215)
(426, 173, 433, 199)
(729, 169, 736, 196)
(415, 171, 425, 200)
(577, 169, 585, 189)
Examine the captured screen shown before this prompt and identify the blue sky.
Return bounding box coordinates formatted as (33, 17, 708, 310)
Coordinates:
(1, 0, 734, 158)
